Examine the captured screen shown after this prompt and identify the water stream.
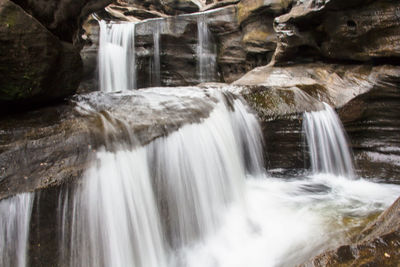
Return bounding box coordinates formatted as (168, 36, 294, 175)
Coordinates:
(99, 21, 137, 92)
(0, 193, 33, 267)
(303, 103, 355, 177)
(1, 11, 400, 267)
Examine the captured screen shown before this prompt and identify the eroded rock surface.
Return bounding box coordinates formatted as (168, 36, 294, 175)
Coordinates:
(0, 87, 217, 200)
(273, 0, 400, 64)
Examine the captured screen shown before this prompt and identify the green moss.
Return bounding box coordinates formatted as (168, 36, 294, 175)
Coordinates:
(1, 7, 18, 28)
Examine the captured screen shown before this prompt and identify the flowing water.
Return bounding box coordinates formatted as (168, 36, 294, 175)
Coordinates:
(99, 21, 137, 92)
(197, 14, 217, 83)
(0, 193, 33, 267)
(152, 22, 161, 87)
(2, 13, 400, 267)
(303, 103, 355, 177)
(55, 91, 400, 267)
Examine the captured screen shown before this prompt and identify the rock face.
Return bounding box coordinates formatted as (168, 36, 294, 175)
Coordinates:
(303, 197, 400, 266)
(273, 0, 400, 64)
(0, 87, 216, 201)
(339, 68, 400, 180)
(0, 0, 82, 112)
(237, 63, 400, 176)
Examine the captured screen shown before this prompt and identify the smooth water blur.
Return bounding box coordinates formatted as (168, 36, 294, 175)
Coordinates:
(303, 103, 355, 177)
(57, 89, 400, 267)
(99, 21, 137, 92)
(60, 92, 264, 267)
(0, 193, 33, 267)
(152, 22, 161, 86)
(197, 14, 217, 83)
(182, 173, 400, 267)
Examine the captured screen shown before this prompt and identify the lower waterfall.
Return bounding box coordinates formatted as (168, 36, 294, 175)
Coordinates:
(54, 92, 400, 267)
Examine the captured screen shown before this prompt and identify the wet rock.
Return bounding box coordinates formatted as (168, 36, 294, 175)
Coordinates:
(237, 63, 400, 174)
(303, 197, 400, 266)
(339, 67, 400, 181)
(0, 88, 216, 200)
(0, 0, 82, 112)
(273, 0, 400, 64)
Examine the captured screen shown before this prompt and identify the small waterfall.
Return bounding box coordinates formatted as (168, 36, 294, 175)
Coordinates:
(197, 14, 217, 83)
(0, 193, 34, 267)
(152, 22, 161, 86)
(99, 21, 137, 92)
(61, 149, 168, 267)
(303, 103, 355, 177)
(59, 92, 264, 265)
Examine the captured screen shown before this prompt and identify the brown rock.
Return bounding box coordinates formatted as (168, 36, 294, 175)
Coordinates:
(273, 0, 400, 64)
(303, 197, 400, 267)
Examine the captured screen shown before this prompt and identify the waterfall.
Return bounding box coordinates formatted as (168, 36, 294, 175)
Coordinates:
(152, 22, 161, 86)
(59, 93, 264, 266)
(0, 193, 34, 267)
(303, 103, 355, 177)
(197, 14, 217, 83)
(99, 21, 137, 92)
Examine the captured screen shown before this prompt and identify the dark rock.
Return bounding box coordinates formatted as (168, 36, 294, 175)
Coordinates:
(10, 0, 113, 43)
(273, 0, 400, 64)
(0, 0, 82, 112)
(303, 197, 400, 266)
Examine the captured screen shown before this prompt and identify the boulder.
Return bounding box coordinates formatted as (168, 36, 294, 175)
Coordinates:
(303, 197, 400, 266)
(0, 0, 82, 112)
(10, 0, 113, 43)
(273, 0, 400, 64)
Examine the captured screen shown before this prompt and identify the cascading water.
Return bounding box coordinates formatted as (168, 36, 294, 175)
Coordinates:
(0, 193, 33, 267)
(59, 92, 264, 266)
(303, 103, 355, 177)
(99, 21, 137, 92)
(152, 22, 161, 86)
(197, 14, 217, 83)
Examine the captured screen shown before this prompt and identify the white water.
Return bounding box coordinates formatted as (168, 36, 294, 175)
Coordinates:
(0, 193, 33, 267)
(197, 14, 217, 83)
(152, 22, 161, 86)
(303, 103, 355, 177)
(58, 91, 400, 267)
(99, 21, 137, 92)
(60, 93, 263, 267)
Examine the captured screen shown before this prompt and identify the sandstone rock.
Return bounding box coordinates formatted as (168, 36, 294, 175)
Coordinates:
(303, 197, 400, 266)
(237, 0, 293, 24)
(237, 63, 400, 175)
(339, 67, 400, 180)
(0, 0, 82, 112)
(273, 0, 400, 64)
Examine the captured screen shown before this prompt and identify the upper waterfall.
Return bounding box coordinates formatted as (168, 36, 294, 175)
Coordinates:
(99, 21, 137, 92)
(303, 103, 355, 177)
